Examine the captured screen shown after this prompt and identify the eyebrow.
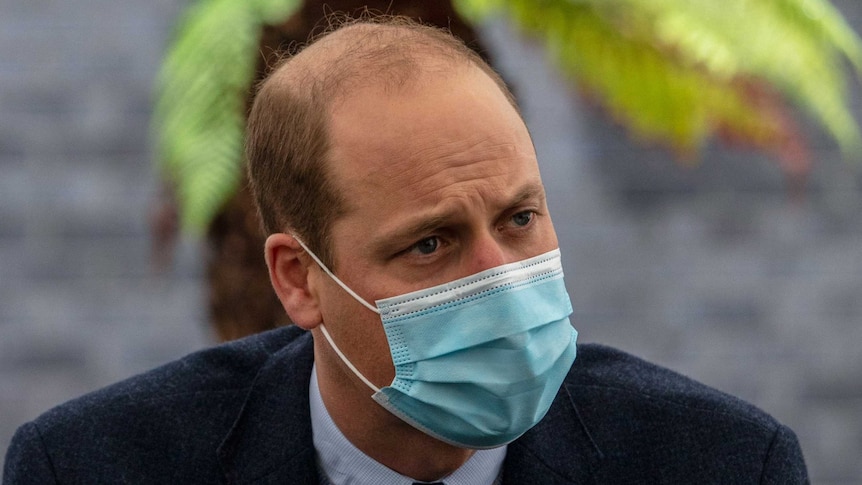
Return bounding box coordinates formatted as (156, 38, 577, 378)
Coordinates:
(506, 182, 546, 210)
(369, 181, 547, 256)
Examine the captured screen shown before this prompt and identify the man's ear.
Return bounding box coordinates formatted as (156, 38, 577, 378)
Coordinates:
(265, 233, 322, 330)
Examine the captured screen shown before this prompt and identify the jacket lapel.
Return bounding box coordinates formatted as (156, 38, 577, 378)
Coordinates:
(503, 381, 603, 485)
(216, 328, 603, 484)
(217, 328, 320, 484)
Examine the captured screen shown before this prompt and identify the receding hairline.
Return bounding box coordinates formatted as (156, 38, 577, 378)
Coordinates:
(245, 18, 520, 266)
(260, 20, 515, 114)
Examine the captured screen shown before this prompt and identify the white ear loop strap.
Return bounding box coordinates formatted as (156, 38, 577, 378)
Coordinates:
(292, 235, 382, 393)
(318, 324, 381, 393)
(293, 236, 380, 314)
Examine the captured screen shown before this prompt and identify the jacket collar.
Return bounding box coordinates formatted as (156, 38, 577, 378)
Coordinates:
(217, 328, 602, 484)
(502, 381, 604, 485)
(217, 328, 320, 484)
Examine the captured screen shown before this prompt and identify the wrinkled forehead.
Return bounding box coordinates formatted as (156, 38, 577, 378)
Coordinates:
(324, 64, 539, 214)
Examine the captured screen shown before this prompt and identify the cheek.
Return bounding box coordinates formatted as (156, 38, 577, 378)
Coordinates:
(513, 217, 559, 261)
(539, 217, 560, 249)
(319, 285, 396, 387)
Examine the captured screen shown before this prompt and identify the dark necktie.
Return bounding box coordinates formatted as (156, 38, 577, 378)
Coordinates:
(413, 483, 445, 485)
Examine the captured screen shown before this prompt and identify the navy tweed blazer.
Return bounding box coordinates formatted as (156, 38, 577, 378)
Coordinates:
(3, 325, 808, 484)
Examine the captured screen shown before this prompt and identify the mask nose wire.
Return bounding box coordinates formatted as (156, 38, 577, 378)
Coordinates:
(292, 235, 382, 393)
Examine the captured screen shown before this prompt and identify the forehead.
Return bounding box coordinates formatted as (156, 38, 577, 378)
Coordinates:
(325, 65, 538, 210)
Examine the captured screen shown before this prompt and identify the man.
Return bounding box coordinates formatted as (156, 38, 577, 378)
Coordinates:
(4, 16, 808, 484)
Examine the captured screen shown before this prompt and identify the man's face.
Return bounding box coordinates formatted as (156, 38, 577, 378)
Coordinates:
(312, 64, 559, 392)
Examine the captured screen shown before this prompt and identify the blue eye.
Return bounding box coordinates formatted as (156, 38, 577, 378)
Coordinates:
(412, 237, 439, 255)
(512, 211, 534, 227)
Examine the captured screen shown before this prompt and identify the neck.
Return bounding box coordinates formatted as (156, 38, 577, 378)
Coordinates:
(313, 335, 474, 481)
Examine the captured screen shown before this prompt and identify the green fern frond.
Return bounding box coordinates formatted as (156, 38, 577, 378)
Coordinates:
(158, 0, 862, 232)
(455, 0, 862, 156)
(642, 0, 862, 151)
(154, 0, 300, 232)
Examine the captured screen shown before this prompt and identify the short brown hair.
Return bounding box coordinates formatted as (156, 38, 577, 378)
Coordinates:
(245, 15, 518, 268)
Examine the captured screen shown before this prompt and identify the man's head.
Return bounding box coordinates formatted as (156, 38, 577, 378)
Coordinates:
(246, 16, 518, 268)
(250, 15, 561, 474)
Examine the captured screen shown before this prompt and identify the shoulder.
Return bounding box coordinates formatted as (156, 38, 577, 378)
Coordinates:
(561, 344, 808, 483)
(4, 326, 313, 483)
(568, 343, 776, 428)
(37, 325, 310, 425)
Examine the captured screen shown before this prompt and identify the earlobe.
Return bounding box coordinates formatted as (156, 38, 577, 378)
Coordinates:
(264, 233, 323, 330)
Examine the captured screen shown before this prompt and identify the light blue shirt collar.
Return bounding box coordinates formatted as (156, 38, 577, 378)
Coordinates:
(310, 364, 506, 485)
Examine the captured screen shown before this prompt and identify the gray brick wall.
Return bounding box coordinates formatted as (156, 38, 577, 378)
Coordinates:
(0, 0, 211, 463)
(2, 1, 860, 483)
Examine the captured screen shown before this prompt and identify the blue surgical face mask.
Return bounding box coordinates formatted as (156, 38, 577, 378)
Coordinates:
(297, 239, 578, 449)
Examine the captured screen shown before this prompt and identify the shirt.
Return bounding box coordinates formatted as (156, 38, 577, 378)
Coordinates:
(310, 365, 506, 485)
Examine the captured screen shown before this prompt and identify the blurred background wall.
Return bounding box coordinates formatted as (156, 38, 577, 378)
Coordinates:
(1, 0, 860, 482)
